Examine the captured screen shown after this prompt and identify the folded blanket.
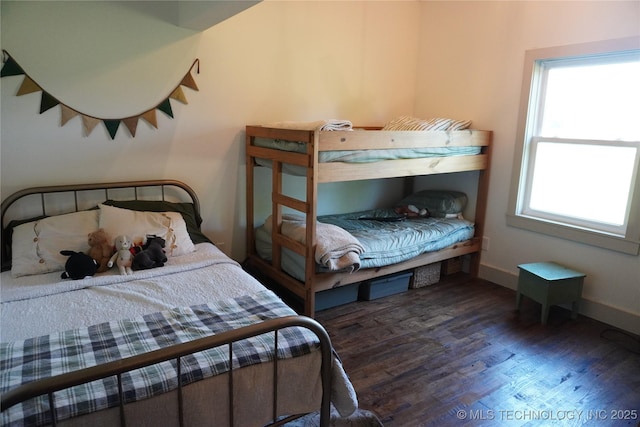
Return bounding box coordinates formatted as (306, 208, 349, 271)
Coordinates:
(263, 214, 364, 272)
(263, 119, 353, 131)
(319, 120, 353, 131)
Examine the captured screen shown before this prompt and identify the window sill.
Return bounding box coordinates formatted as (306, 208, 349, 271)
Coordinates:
(506, 213, 639, 255)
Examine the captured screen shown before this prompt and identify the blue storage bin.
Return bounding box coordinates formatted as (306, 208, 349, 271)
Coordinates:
(360, 272, 412, 301)
(315, 283, 360, 311)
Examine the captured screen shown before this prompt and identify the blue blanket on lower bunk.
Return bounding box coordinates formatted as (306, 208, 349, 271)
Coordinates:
(255, 208, 474, 280)
(319, 208, 474, 267)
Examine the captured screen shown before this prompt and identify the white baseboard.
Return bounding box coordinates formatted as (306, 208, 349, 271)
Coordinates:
(478, 263, 640, 336)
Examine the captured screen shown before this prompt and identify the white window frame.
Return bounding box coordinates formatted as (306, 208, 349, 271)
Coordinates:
(507, 37, 640, 255)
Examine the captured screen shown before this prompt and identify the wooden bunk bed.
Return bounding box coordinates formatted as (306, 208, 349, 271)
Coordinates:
(245, 124, 492, 317)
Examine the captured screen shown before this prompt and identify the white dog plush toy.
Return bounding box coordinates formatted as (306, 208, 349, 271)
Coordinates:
(108, 235, 134, 275)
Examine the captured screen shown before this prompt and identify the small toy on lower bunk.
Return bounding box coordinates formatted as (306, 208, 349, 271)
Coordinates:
(394, 204, 429, 218)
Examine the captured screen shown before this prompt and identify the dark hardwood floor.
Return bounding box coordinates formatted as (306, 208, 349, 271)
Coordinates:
(313, 274, 640, 427)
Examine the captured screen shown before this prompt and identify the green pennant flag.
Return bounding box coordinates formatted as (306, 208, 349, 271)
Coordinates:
(0, 56, 25, 77)
(103, 119, 120, 140)
(157, 98, 173, 118)
(39, 92, 59, 113)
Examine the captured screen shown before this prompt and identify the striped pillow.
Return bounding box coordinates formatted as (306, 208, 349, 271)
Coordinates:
(382, 116, 471, 131)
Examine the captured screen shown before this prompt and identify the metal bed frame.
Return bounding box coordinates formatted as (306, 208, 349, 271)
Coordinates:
(1, 316, 332, 427)
(1, 180, 332, 426)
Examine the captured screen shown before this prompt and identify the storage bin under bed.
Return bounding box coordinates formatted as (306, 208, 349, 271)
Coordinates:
(359, 272, 412, 301)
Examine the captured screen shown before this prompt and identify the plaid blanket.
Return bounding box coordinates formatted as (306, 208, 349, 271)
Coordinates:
(1, 290, 319, 426)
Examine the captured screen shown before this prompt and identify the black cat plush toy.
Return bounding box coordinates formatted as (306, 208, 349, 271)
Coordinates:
(131, 235, 167, 271)
(60, 250, 98, 280)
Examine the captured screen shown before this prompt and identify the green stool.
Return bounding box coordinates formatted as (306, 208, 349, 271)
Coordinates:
(516, 262, 585, 325)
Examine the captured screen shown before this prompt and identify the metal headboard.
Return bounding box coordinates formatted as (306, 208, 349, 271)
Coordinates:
(1, 180, 200, 271)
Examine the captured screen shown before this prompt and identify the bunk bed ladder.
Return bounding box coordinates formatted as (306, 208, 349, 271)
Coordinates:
(245, 127, 321, 316)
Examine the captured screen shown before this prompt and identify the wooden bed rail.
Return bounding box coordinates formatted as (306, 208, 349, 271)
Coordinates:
(1, 315, 333, 427)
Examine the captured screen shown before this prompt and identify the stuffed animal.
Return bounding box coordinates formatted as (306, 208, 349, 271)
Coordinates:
(60, 250, 98, 280)
(108, 235, 134, 275)
(132, 235, 167, 271)
(394, 204, 429, 218)
(87, 228, 113, 273)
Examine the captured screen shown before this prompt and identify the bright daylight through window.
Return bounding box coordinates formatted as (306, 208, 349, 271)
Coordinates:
(508, 38, 640, 255)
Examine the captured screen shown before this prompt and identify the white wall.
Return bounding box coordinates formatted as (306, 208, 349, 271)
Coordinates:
(1, 1, 420, 257)
(415, 1, 640, 333)
(2, 1, 638, 333)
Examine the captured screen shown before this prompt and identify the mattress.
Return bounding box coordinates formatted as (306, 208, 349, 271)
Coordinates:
(252, 136, 482, 175)
(254, 136, 482, 163)
(256, 209, 475, 281)
(0, 243, 357, 426)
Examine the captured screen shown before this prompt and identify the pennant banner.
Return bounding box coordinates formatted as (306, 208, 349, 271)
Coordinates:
(40, 92, 60, 114)
(141, 110, 158, 129)
(82, 116, 101, 135)
(1, 50, 200, 140)
(122, 117, 139, 137)
(0, 55, 25, 77)
(170, 86, 188, 104)
(60, 105, 78, 126)
(17, 76, 40, 96)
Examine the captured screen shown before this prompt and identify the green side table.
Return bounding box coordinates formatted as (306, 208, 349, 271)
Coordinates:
(516, 262, 586, 325)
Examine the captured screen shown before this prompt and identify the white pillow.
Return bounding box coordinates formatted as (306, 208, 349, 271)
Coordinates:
(98, 204, 195, 256)
(11, 210, 99, 278)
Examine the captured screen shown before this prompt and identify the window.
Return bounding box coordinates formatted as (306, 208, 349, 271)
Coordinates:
(508, 37, 640, 255)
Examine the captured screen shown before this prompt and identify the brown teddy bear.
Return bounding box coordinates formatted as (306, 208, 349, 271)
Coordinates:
(87, 228, 113, 273)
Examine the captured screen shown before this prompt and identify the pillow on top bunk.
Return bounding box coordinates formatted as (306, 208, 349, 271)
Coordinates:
(10, 210, 99, 277)
(382, 116, 471, 131)
(98, 204, 195, 256)
(101, 200, 211, 244)
(396, 190, 468, 218)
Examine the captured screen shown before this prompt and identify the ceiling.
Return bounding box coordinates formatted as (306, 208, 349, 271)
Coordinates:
(121, 1, 262, 32)
(176, 0, 262, 31)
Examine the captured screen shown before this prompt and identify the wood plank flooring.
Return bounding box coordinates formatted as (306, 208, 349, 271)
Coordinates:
(313, 274, 640, 427)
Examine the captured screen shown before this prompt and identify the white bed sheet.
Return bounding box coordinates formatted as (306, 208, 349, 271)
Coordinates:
(1, 243, 264, 342)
